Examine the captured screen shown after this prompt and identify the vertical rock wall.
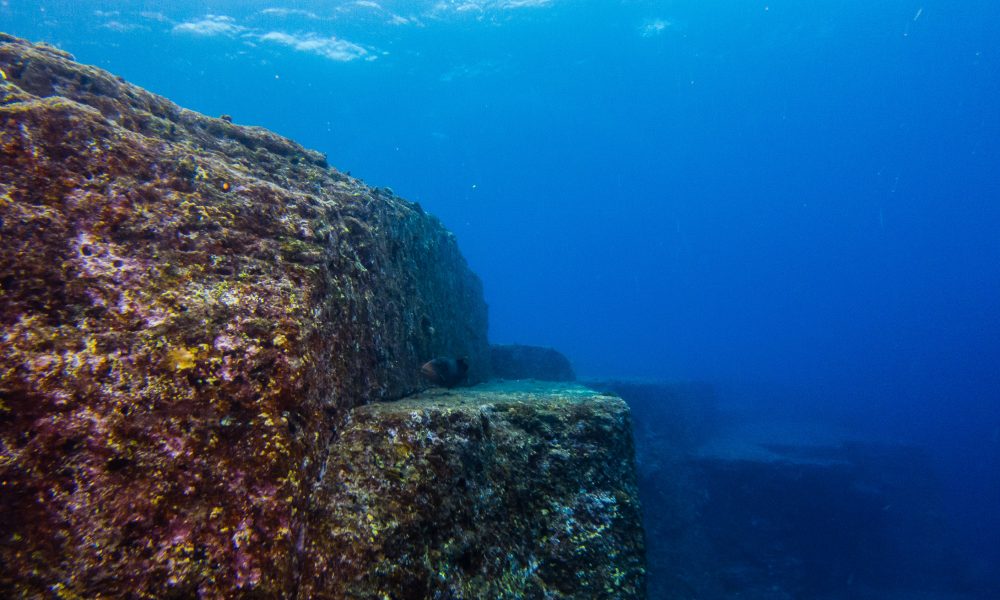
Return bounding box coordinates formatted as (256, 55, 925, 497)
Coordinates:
(0, 34, 488, 597)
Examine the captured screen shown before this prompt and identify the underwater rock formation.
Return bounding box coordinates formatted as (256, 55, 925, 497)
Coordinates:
(685, 442, 966, 599)
(300, 381, 646, 599)
(586, 381, 718, 457)
(601, 381, 975, 600)
(588, 381, 720, 600)
(490, 343, 576, 382)
(0, 33, 494, 597)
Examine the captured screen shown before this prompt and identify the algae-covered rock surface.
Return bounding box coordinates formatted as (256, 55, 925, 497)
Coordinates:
(0, 33, 491, 597)
(302, 380, 646, 599)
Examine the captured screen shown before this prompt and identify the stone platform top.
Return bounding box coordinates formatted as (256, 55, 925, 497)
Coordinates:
(371, 380, 616, 412)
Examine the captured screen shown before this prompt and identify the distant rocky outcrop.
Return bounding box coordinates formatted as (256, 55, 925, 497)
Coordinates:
(684, 442, 965, 599)
(600, 380, 976, 600)
(490, 343, 576, 381)
(0, 34, 646, 598)
(586, 381, 718, 455)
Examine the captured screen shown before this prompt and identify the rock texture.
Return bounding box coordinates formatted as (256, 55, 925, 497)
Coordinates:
(301, 381, 646, 599)
(490, 344, 576, 382)
(0, 33, 490, 597)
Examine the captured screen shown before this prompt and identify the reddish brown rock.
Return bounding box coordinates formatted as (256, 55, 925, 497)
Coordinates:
(0, 33, 488, 598)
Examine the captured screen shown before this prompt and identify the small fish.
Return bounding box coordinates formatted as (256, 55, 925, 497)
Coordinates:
(420, 357, 469, 388)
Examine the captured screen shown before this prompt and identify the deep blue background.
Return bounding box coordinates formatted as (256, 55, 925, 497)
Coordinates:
(5, 0, 999, 575)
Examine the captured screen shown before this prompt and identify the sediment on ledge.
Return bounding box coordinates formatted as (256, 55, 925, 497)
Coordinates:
(301, 381, 647, 599)
(0, 33, 488, 597)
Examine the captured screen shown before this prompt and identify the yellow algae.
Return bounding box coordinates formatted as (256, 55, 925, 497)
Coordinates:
(393, 443, 412, 462)
(0, 34, 504, 599)
(167, 347, 197, 371)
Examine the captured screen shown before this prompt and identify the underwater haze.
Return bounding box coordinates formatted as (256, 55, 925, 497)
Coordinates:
(4, 0, 999, 596)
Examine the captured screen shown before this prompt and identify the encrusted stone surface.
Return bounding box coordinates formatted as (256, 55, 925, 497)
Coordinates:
(0, 33, 489, 597)
(302, 381, 646, 599)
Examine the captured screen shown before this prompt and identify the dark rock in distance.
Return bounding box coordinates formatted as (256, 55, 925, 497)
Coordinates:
(0, 33, 491, 598)
(420, 356, 470, 388)
(301, 381, 647, 599)
(586, 381, 720, 600)
(601, 381, 976, 600)
(586, 380, 719, 454)
(682, 443, 968, 599)
(490, 343, 576, 382)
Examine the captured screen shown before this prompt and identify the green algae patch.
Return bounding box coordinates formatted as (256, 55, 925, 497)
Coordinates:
(301, 381, 647, 599)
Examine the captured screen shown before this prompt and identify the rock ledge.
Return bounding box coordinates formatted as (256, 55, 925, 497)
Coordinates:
(303, 381, 646, 599)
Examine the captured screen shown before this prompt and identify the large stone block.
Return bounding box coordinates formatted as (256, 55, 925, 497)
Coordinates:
(0, 33, 489, 597)
(301, 381, 646, 599)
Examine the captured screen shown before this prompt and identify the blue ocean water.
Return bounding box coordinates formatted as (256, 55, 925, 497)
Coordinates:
(4, 0, 999, 596)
